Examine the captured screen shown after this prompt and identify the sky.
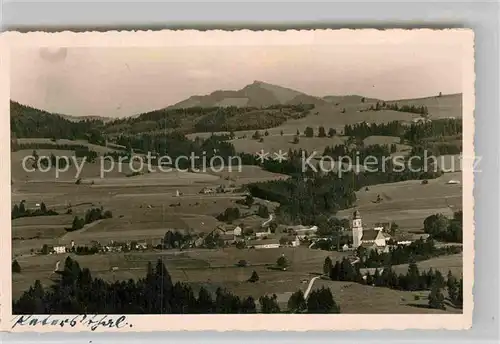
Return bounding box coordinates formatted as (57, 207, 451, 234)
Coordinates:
(10, 30, 467, 118)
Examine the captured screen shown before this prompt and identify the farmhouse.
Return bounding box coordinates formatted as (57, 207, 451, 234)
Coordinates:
(248, 238, 280, 249)
(289, 225, 318, 239)
(279, 235, 300, 247)
(53, 246, 66, 254)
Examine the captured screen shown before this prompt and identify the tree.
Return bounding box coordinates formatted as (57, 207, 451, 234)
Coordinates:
(41, 244, 50, 255)
(280, 130, 284, 136)
(252, 131, 261, 140)
(361, 97, 366, 103)
(12, 260, 21, 273)
(292, 136, 300, 144)
(264, 130, 270, 137)
(446, 270, 458, 302)
(438, 92, 442, 97)
(259, 294, 280, 313)
(245, 195, 254, 208)
(257, 204, 269, 218)
(323, 257, 333, 276)
(248, 270, 259, 283)
(307, 287, 340, 313)
(318, 126, 327, 137)
(304, 127, 314, 138)
(287, 290, 306, 313)
(40, 202, 47, 213)
(269, 222, 278, 233)
(296, 129, 300, 136)
(276, 255, 288, 269)
(406, 260, 420, 291)
(328, 128, 337, 137)
(428, 285, 446, 310)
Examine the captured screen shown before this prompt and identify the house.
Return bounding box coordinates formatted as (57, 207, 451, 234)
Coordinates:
(247, 238, 280, 249)
(53, 246, 66, 254)
(200, 187, 216, 194)
(290, 225, 318, 239)
(256, 228, 271, 238)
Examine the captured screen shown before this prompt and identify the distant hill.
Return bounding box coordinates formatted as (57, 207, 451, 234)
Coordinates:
(170, 80, 328, 109)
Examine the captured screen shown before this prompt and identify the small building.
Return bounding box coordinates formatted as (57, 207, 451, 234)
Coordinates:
(248, 238, 280, 249)
(53, 246, 66, 254)
(280, 235, 300, 247)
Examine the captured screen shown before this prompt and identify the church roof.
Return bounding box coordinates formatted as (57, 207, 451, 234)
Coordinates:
(361, 229, 383, 241)
(353, 210, 361, 219)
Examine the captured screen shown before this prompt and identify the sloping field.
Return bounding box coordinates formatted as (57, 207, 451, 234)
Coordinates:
(311, 280, 460, 314)
(392, 253, 463, 277)
(337, 172, 462, 231)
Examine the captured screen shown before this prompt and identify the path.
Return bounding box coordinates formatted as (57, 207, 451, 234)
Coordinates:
(304, 276, 321, 299)
(261, 214, 274, 227)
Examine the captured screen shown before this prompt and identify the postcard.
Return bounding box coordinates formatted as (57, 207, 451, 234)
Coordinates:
(0, 29, 474, 331)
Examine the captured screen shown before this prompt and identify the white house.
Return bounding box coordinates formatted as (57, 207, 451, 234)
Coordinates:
(53, 246, 66, 254)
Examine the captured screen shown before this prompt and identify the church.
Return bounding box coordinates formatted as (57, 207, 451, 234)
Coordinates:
(351, 210, 390, 251)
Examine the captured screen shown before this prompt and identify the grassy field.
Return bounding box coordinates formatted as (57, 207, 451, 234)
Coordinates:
(310, 279, 461, 314)
(392, 253, 463, 277)
(337, 172, 462, 232)
(12, 247, 349, 301)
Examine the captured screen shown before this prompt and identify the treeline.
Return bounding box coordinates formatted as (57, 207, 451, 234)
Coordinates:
(11, 201, 58, 220)
(423, 211, 462, 243)
(11, 101, 105, 144)
(13, 257, 340, 314)
(67, 207, 113, 232)
(365, 101, 429, 116)
(114, 132, 249, 169)
(343, 118, 462, 144)
(323, 143, 397, 162)
(250, 148, 442, 225)
(355, 238, 462, 269)
(303, 126, 337, 138)
(325, 257, 462, 309)
(105, 104, 314, 134)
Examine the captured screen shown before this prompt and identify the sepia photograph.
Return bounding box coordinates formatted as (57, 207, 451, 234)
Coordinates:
(3, 29, 474, 331)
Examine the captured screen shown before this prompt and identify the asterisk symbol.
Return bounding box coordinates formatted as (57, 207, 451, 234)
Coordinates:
(255, 149, 269, 163)
(273, 150, 288, 162)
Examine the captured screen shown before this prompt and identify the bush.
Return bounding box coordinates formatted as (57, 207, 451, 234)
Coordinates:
(12, 260, 21, 273)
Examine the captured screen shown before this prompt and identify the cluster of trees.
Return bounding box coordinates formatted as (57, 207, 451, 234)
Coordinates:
(12, 260, 21, 273)
(74, 246, 100, 255)
(163, 230, 193, 249)
(364, 101, 429, 116)
(286, 288, 340, 313)
(115, 133, 243, 170)
(68, 207, 113, 232)
(248, 172, 357, 225)
(13, 257, 341, 314)
(249, 149, 443, 225)
(11, 101, 105, 143)
(411, 142, 462, 156)
(344, 121, 406, 139)
(342, 118, 462, 146)
(104, 104, 314, 135)
(322, 143, 396, 163)
(216, 207, 241, 223)
(11, 142, 94, 153)
(303, 126, 337, 138)
(423, 211, 462, 243)
(355, 238, 462, 268)
(403, 119, 462, 144)
(11, 201, 58, 220)
(324, 257, 463, 309)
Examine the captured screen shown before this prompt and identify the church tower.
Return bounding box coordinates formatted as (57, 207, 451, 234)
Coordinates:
(352, 210, 363, 248)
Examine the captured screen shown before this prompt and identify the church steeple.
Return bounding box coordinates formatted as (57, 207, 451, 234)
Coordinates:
(352, 210, 363, 248)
